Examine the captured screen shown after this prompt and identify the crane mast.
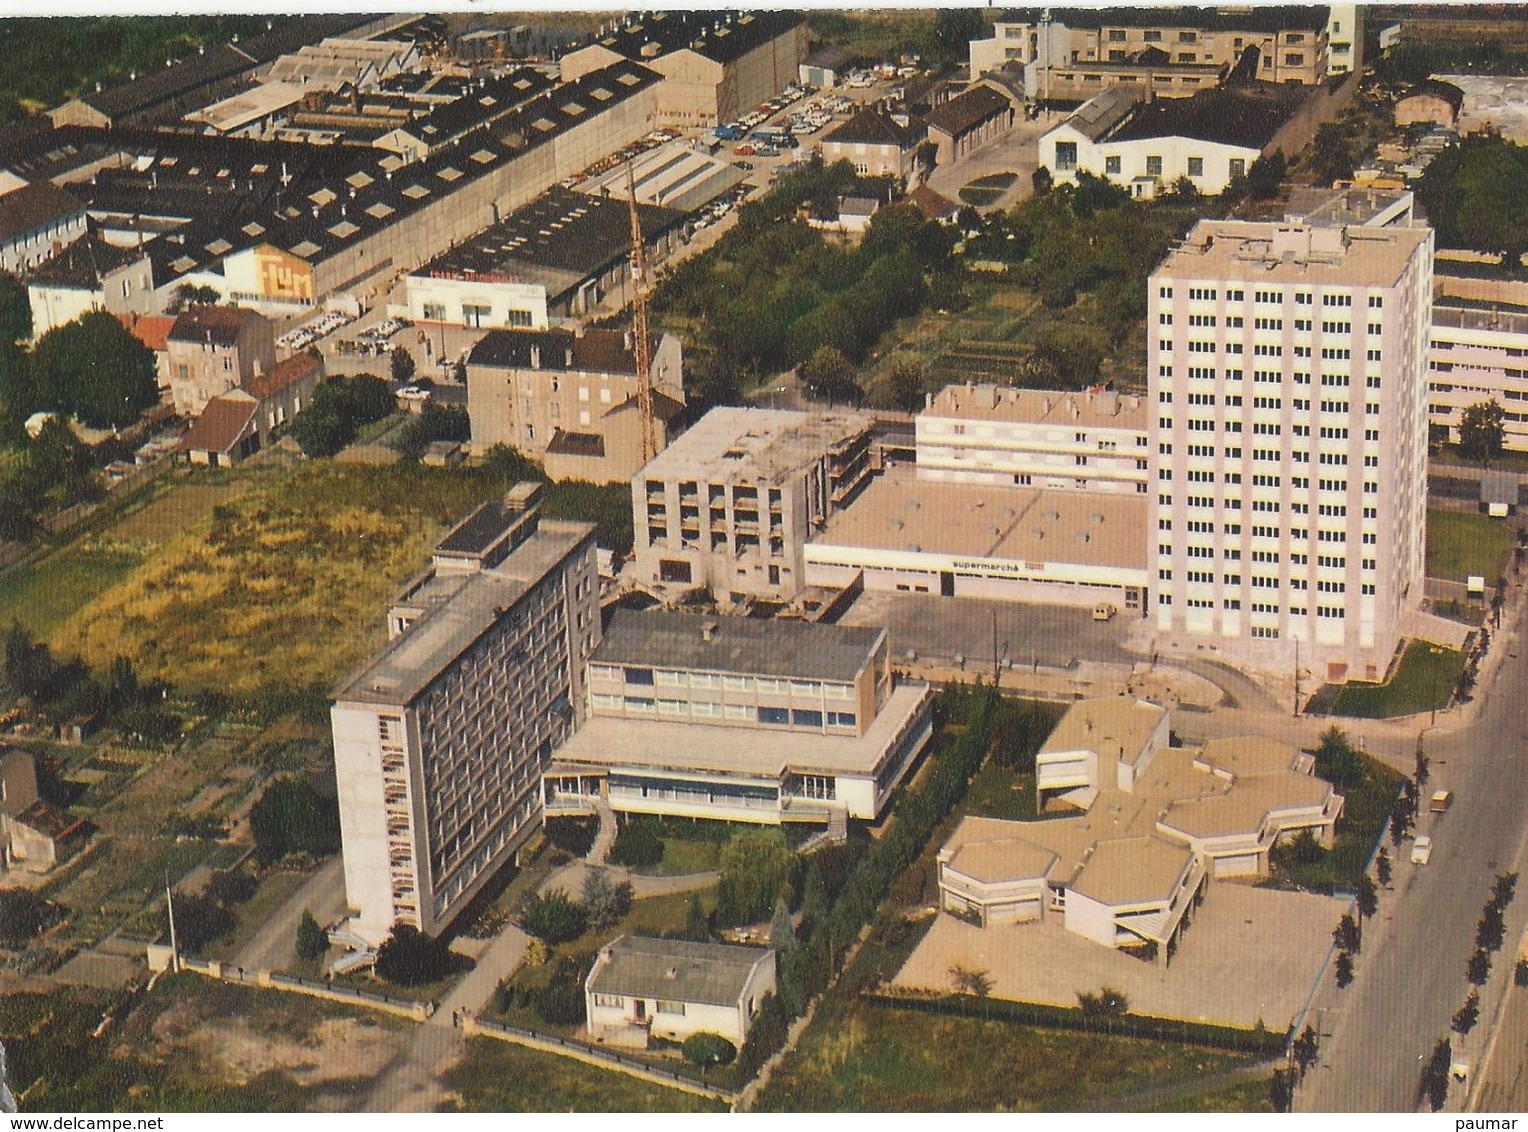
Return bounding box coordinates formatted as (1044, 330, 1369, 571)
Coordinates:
(626, 161, 656, 462)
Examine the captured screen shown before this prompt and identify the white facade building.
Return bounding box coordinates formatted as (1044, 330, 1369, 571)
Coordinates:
(916, 383, 1150, 493)
(1428, 304, 1528, 453)
(332, 485, 599, 946)
(1148, 197, 1434, 682)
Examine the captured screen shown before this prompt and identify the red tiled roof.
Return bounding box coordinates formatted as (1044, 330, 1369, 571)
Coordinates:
(116, 313, 177, 354)
(908, 183, 959, 221)
(178, 393, 258, 455)
(245, 350, 321, 400)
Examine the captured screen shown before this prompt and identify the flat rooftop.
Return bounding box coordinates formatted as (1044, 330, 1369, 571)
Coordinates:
(595, 608, 883, 683)
(640, 407, 873, 486)
(922, 384, 1148, 431)
(550, 680, 931, 779)
(810, 474, 1148, 573)
(1156, 218, 1431, 288)
(1042, 697, 1167, 767)
(589, 934, 770, 1007)
(332, 518, 591, 707)
(1434, 303, 1528, 337)
(1070, 835, 1193, 906)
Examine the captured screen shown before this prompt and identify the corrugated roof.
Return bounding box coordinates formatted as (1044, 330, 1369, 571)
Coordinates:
(576, 10, 805, 68)
(1109, 85, 1306, 150)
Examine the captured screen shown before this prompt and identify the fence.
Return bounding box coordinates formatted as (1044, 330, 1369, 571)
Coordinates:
(172, 955, 435, 1021)
(465, 1017, 734, 1102)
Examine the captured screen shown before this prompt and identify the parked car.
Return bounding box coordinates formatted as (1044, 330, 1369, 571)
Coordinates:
(1411, 835, 1433, 865)
(1092, 603, 1118, 622)
(734, 143, 756, 156)
(733, 159, 754, 170)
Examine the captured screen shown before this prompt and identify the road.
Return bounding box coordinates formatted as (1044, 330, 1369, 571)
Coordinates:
(233, 854, 347, 974)
(1298, 574, 1528, 1111)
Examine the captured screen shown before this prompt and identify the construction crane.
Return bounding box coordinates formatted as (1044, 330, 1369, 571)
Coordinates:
(626, 160, 657, 463)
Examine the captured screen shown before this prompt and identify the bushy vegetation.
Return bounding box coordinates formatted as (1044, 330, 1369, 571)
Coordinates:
(374, 923, 460, 987)
(681, 1032, 736, 1068)
(1416, 134, 1528, 266)
(292, 374, 396, 457)
(0, 887, 62, 947)
(715, 828, 798, 926)
(394, 402, 470, 462)
(609, 820, 664, 868)
(516, 888, 589, 944)
(248, 775, 339, 863)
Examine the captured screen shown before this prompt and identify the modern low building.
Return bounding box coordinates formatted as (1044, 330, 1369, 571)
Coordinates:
(1149, 194, 1434, 682)
(0, 180, 87, 276)
(332, 484, 600, 946)
(164, 305, 278, 417)
(819, 107, 925, 180)
(937, 699, 1342, 959)
(631, 407, 875, 602)
(405, 187, 686, 330)
(26, 236, 156, 340)
(1428, 302, 1528, 453)
(585, 935, 777, 1048)
(465, 326, 686, 483)
(177, 351, 324, 466)
(803, 472, 1150, 612)
(560, 11, 808, 128)
(916, 383, 1150, 494)
(545, 609, 934, 825)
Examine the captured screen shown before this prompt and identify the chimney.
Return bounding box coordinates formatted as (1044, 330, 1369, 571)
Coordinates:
(623, 329, 633, 352)
(700, 620, 719, 642)
(565, 346, 573, 367)
(530, 344, 541, 369)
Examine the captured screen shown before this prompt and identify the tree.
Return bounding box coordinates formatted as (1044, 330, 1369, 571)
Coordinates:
(1477, 904, 1507, 953)
(1334, 950, 1354, 988)
(29, 311, 158, 428)
(168, 892, 234, 952)
(799, 346, 862, 405)
(1459, 399, 1507, 465)
(609, 821, 663, 868)
(1414, 739, 1430, 792)
(884, 357, 928, 414)
(395, 401, 470, 462)
(207, 869, 256, 905)
(929, 9, 985, 65)
(769, 897, 797, 952)
(296, 909, 328, 960)
(1453, 991, 1481, 1035)
(374, 923, 455, 986)
(1309, 122, 1357, 186)
(1247, 152, 1287, 200)
(1334, 913, 1361, 955)
(291, 395, 353, 458)
(249, 776, 340, 862)
(532, 953, 590, 1024)
(716, 828, 798, 926)
(166, 283, 220, 314)
(1493, 871, 1518, 908)
(1356, 875, 1378, 926)
(1293, 1024, 1320, 1078)
(988, 699, 1054, 772)
(1314, 726, 1361, 788)
(1376, 846, 1392, 888)
(0, 887, 60, 947)
(1270, 1067, 1293, 1113)
(338, 374, 396, 425)
(683, 893, 711, 942)
(950, 963, 994, 999)
(0, 270, 30, 349)
(390, 347, 417, 383)
(1467, 947, 1492, 986)
(1422, 1037, 1451, 1111)
(516, 888, 589, 944)
(681, 1032, 737, 1069)
(580, 867, 634, 931)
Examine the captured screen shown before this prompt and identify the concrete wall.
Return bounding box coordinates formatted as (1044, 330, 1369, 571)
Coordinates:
(1063, 888, 1118, 947)
(332, 702, 413, 947)
(406, 275, 550, 332)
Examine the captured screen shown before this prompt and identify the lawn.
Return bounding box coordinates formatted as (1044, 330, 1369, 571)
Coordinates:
(1269, 748, 1404, 893)
(752, 999, 1260, 1112)
(1309, 640, 1464, 720)
(631, 835, 722, 877)
(1142, 1075, 1275, 1113)
(962, 764, 1037, 820)
(1427, 509, 1517, 584)
(1431, 444, 1528, 475)
(48, 463, 501, 694)
(442, 1037, 726, 1113)
(0, 538, 149, 639)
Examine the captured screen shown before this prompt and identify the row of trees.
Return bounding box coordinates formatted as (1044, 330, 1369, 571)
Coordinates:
(3, 621, 180, 737)
(291, 374, 396, 457)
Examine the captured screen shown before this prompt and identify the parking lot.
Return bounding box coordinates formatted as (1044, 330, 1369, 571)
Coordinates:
(897, 884, 1346, 1031)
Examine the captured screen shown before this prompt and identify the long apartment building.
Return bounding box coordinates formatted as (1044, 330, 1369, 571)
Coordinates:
(916, 383, 1150, 494)
(1428, 303, 1528, 453)
(631, 407, 874, 602)
(331, 484, 599, 946)
(1148, 196, 1433, 682)
(545, 610, 934, 825)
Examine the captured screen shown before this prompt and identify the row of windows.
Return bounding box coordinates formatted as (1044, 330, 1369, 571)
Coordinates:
(1164, 288, 1384, 309)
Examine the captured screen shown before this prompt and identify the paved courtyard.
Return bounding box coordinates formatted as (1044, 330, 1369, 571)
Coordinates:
(894, 883, 1346, 1031)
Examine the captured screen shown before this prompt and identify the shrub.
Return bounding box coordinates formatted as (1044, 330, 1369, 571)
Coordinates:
(609, 821, 663, 868)
(0, 888, 61, 947)
(168, 892, 234, 952)
(374, 923, 456, 986)
(516, 888, 589, 944)
(544, 817, 598, 857)
(295, 909, 328, 960)
(206, 870, 257, 905)
(716, 828, 797, 926)
(681, 1032, 737, 1068)
(581, 868, 634, 931)
(533, 953, 591, 1025)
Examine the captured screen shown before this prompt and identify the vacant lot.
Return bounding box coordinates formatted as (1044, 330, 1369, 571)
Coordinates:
(1427, 509, 1516, 584)
(442, 1038, 725, 1113)
(753, 998, 1259, 1112)
(52, 464, 499, 694)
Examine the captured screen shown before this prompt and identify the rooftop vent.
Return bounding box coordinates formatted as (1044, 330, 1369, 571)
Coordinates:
(700, 620, 720, 642)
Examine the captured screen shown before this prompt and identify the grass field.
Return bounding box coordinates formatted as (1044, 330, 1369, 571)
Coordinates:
(962, 763, 1038, 820)
(442, 1038, 725, 1112)
(1310, 640, 1464, 720)
(1427, 509, 1517, 584)
(0, 539, 149, 639)
(631, 836, 723, 877)
(1143, 1075, 1275, 1113)
(753, 1000, 1260, 1112)
(49, 464, 501, 693)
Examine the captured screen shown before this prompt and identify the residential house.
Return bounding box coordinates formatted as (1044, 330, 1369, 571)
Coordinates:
(26, 236, 155, 339)
(585, 935, 777, 1048)
(0, 181, 86, 276)
(1, 748, 87, 874)
(819, 107, 925, 181)
(177, 351, 324, 466)
(164, 306, 277, 417)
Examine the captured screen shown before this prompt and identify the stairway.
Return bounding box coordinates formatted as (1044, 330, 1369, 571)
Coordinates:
(589, 794, 618, 866)
(799, 807, 849, 855)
